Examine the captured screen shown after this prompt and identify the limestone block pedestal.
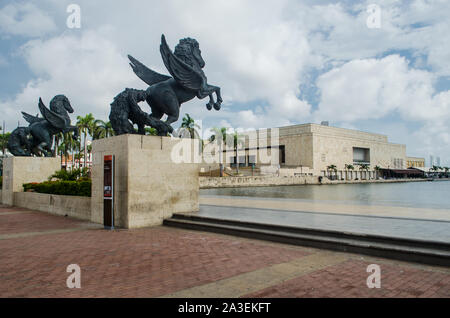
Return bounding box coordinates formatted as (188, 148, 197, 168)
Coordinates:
(91, 134, 199, 228)
(1, 157, 60, 206)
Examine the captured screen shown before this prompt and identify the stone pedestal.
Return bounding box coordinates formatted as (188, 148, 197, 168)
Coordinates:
(91, 134, 199, 229)
(1, 157, 60, 206)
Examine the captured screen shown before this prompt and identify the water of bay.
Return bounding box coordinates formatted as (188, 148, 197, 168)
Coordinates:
(200, 180, 450, 210)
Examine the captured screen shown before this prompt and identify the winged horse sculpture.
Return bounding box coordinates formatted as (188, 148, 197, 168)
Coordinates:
(17, 95, 78, 156)
(110, 34, 222, 136)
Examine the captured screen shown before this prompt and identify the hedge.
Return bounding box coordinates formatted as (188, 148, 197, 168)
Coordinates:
(23, 180, 91, 197)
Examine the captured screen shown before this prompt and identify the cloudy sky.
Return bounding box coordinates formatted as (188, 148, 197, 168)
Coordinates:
(0, 0, 449, 165)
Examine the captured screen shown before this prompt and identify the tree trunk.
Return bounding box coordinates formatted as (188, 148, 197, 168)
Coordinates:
(219, 144, 223, 177)
(83, 132, 87, 169)
(236, 147, 239, 175)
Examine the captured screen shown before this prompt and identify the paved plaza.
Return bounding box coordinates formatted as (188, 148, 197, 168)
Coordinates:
(0, 204, 449, 298)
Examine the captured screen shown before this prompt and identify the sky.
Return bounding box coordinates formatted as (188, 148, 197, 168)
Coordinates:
(0, 0, 449, 166)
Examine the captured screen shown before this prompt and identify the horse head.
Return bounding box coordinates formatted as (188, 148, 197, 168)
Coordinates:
(50, 95, 73, 115)
(174, 38, 205, 69)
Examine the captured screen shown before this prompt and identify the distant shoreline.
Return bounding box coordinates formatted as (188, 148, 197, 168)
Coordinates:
(199, 176, 450, 189)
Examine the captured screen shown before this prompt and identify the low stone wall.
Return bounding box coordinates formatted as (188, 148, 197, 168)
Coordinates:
(199, 176, 430, 188)
(200, 175, 319, 188)
(14, 192, 91, 221)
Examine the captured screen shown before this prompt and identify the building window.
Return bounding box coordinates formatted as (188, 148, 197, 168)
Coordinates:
(279, 145, 285, 164)
(353, 147, 370, 165)
(392, 158, 404, 169)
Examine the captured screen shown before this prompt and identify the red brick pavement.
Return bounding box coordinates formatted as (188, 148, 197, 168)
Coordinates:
(0, 225, 309, 297)
(244, 259, 450, 298)
(1, 205, 449, 298)
(0, 211, 88, 235)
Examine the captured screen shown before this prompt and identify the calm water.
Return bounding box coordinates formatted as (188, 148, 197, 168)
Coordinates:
(201, 180, 450, 210)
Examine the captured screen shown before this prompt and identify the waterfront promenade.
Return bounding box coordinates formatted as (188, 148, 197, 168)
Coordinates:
(1, 204, 449, 298)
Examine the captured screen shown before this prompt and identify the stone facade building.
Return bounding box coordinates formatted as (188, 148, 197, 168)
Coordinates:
(211, 123, 419, 178)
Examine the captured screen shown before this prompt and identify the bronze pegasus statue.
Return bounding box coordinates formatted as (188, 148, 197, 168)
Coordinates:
(109, 34, 222, 136)
(7, 95, 78, 156)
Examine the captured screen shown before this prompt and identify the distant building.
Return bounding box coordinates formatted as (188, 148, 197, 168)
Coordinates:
(406, 156, 425, 168)
(208, 123, 408, 177)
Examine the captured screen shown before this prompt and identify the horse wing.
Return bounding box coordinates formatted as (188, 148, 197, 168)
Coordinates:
(22, 111, 45, 124)
(160, 34, 203, 91)
(128, 55, 171, 86)
(38, 98, 66, 129)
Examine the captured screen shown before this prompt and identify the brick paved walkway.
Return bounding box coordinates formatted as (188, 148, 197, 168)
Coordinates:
(0, 204, 449, 298)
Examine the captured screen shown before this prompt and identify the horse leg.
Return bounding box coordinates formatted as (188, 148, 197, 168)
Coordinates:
(206, 95, 214, 111)
(35, 142, 48, 157)
(199, 85, 222, 111)
(163, 92, 180, 125)
(211, 85, 222, 110)
(137, 124, 145, 135)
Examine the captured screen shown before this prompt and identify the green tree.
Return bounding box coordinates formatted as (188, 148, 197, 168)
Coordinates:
(344, 164, 354, 180)
(374, 165, 381, 179)
(76, 113, 95, 169)
(326, 164, 338, 179)
(93, 120, 114, 139)
(0, 130, 11, 156)
(232, 130, 245, 175)
(358, 164, 370, 180)
(210, 127, 229, 177)
(145, 127, 158, 136)
(61, 132, 78, 171)
(180, 114, 200, 139)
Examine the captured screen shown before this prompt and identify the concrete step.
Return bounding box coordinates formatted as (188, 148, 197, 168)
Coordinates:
(164, 214, 450, 267)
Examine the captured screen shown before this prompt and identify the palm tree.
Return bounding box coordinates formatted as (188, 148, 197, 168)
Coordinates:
(359, 164, 370, 180)
(53, 132, 64, 158)
(0, 128, 11, 156)
(62, 132, 77, 170)
(57, 133, 67, 168)
(72, 139, 80, 169)
(232, 130, 245, 175)
(430, 165, 440, 177)
(326, 164, 337, 179)
(374, 165, 381, 179)
(344, 164, 354, 180)
(76, 113, 95, 169)
(93, 120, 114, 139)
(180, 114, 203, 154)
(210, 127, 229, 177)
(444, 167, 449, 178)
(180, 114, 200, 139)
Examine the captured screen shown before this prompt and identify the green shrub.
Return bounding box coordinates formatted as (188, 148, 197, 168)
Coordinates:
(0, 176, 2, 189)
(23, 180, 91, 197)
(48, 168, 90, 181)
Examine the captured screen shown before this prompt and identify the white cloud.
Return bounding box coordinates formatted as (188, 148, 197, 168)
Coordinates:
(314, 55, 442, 121)
(0, 27, 141, 127)
(314, 54, 450, 163)
(0, 2, 57, 37)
